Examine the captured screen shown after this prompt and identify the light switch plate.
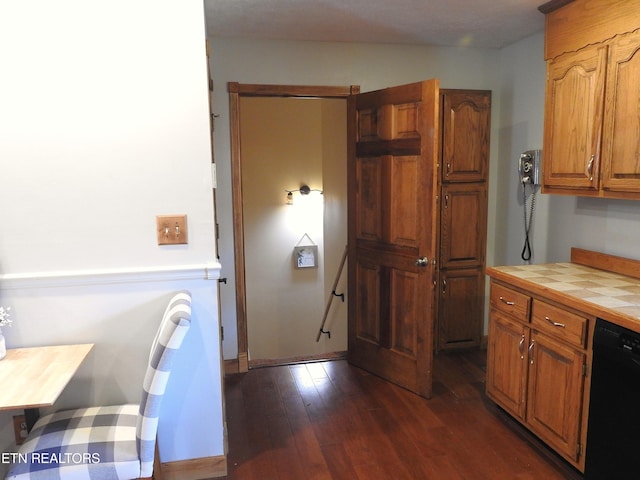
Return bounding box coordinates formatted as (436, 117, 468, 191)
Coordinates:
(156, 215, 188, 245)
(13, 415, 27, 445)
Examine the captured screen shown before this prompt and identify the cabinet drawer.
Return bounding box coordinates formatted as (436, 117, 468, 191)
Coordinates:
(490, 282, 530, 322)
(531, 300, 588, 348)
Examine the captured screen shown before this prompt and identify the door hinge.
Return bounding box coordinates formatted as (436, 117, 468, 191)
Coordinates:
(577, 442, 582, 458)
(211, 163, 217, 189)
(211, 113, 220, 131)
(583, 362, 588, 377)
(221, 325, 224, 341)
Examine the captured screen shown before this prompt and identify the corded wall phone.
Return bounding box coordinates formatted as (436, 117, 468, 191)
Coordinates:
(519, 150, 541, 262)
(518, 150, 541, 185)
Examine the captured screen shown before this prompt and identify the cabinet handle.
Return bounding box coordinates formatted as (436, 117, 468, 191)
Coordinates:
(528, 340, 535, 365)
(446, 163, 451, 176)
(545, 316, 566, 328)
(442, 279, 447, 294)
(444, 194, 449, 208)
(518, 334, 525, 359)
(586, 155, 595, 181)
(499, 296, 515, 306)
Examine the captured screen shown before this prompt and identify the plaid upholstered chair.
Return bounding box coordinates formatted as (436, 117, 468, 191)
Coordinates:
(5, 290, 192, 480)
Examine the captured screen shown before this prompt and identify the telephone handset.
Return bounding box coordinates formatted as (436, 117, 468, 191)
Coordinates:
(519, 150, 542, 262)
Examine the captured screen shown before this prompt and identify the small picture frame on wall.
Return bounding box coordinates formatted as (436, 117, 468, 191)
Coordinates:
(294, 245, 318, 269)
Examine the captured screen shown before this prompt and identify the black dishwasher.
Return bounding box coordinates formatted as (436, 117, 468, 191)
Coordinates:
(585, 318, 640, 479)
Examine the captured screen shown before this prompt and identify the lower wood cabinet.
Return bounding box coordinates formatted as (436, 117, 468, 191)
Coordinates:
(486, 310, 528, 418)
(486, 280, 591, 471)
(526, 330, 586, 462)
(437, 268, 484, 350)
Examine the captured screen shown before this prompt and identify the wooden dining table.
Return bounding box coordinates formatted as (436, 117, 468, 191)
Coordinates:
(0, 343, 94, 431)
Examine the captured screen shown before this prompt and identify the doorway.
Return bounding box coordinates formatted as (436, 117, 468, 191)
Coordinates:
(228, 83, 359, 371)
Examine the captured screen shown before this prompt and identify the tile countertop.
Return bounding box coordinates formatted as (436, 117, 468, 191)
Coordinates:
(486, 262, 640, 333)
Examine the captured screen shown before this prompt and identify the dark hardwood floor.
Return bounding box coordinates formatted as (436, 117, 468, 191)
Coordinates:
(221, 349, 583, 479)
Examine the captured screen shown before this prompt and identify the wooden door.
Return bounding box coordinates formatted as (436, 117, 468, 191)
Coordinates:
(441, 90, 491, 183)
(437, 268, 484, 350)
(486, 311, 528, 420)
(347, 80, 440, 398)
(526, 331, 585, 462)
(439, 183, 487, 269)
(602, 30, 640, 194)
(542, 44, 607, 193)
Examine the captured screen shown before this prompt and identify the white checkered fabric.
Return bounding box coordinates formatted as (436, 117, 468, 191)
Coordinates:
(5, 291, 192, 480)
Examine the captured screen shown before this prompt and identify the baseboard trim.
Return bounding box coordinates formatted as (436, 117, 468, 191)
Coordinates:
(162, 455, 227, 480)
(224, 358, 239, 375)
(238, 352, 249, 373)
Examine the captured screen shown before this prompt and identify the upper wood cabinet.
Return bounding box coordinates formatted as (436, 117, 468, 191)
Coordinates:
(440, 90, 491, 183)
(543, 44, 607, 193)
(541, 0, 640, 199)
(601, 30, 640, 193)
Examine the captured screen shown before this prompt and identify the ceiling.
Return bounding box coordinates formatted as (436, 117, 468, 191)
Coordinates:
(203, 0, 547, 49)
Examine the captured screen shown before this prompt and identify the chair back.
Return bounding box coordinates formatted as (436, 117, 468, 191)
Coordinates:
(137, 290, 192, 477)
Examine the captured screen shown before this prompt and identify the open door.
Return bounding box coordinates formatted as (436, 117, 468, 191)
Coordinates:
(347, 80, 440, 398)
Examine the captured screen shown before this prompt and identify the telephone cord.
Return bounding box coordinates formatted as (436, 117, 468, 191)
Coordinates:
(521, 182, 536, 262)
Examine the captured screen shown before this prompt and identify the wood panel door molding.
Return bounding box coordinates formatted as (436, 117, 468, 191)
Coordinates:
(227, 83, 360, 372)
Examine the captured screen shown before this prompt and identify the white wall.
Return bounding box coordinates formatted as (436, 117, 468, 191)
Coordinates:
(210, 37, 503, 359)
(493, 31, 550, 267)
(0, 0, 224, 471)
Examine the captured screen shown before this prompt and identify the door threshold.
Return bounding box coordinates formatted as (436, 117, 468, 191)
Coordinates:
(249, 351, 348, 369)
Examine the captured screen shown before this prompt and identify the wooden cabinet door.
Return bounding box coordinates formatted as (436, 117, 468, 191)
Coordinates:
(348, 80, 440, 398)
(439, 183, 487, 269)
(486, 311, 528, 420)
(437, 268, 484, 350)
(526, 331, 585, 462)
(602, 30, 640, 194)
(441, 90, 491, 183)
(542, 44, 607, 193)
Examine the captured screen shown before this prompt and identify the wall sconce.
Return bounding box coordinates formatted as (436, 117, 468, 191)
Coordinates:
(285, 184, 323, 204)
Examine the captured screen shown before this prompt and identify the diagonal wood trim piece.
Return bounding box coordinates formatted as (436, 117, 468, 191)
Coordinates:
(571, 247, 640, 280)
(248, 350, 348, 369)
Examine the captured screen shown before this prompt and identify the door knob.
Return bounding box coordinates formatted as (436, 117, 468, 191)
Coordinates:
(415, 256, 429, 267)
